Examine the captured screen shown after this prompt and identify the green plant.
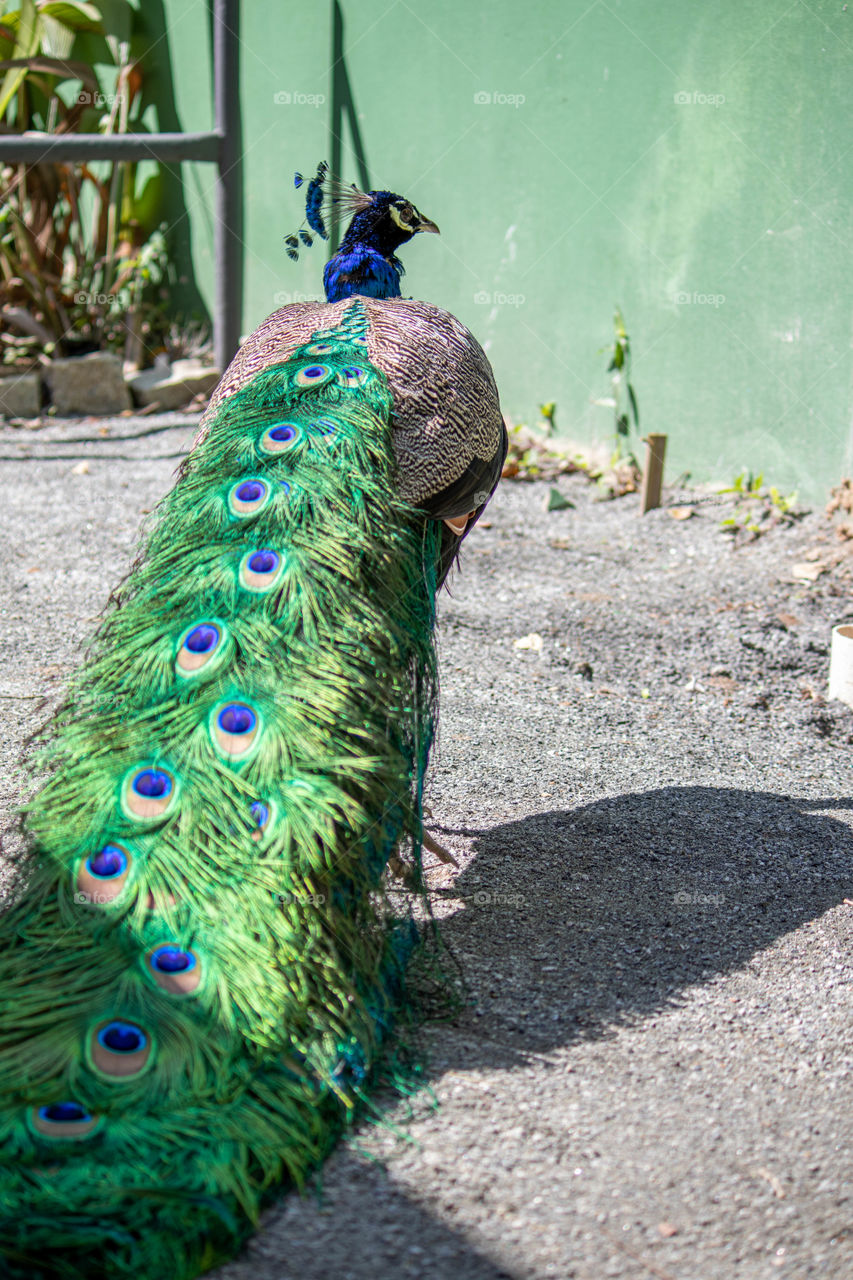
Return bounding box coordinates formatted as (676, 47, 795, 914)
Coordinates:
(606, 306, 640, 466)
(539, 400, 556, 435)
(0, 0, 170, 368)
(718, 469, 801, 539)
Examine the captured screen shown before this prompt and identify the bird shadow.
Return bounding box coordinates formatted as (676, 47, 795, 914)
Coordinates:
(215, 786, 852, 1278)
(425, 786, 853, 1068)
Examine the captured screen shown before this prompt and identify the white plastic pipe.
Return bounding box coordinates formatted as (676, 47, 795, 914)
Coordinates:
(828, 624, 853, 708)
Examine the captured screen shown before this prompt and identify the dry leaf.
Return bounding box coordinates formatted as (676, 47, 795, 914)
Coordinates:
(791, 561, 826, 581)
(514, 633, 543, 652)
(70, 460, 90, 476)
(668, 506, 695, 521)
(777, 613, 800, 629)
(658, 1222, 679, 1238)
(757, 1167, 785, 1199)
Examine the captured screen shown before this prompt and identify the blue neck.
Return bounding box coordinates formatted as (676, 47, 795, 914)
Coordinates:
(323, 245, 404, 303)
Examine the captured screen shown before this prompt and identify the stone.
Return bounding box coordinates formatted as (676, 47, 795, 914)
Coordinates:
(128, 358, 221, 411)
(0, 372, 40, 418)
(45, 352, 131, 415)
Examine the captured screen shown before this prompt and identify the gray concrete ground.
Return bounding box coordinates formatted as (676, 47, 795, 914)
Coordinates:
(1, 415, 852, 1280)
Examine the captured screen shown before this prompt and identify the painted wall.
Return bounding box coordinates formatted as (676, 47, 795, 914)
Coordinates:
(152, 0, 853, 501)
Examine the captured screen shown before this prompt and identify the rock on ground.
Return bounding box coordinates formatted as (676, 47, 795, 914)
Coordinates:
(44, 352, 131, 415)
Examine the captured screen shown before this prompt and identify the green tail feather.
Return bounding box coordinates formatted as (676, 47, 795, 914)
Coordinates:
(0, 300, 441, 1278)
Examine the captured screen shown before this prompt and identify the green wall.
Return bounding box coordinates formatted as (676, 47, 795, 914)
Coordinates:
(157, 0, 853, 501)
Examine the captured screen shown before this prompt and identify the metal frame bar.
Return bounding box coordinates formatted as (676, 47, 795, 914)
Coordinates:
(0, 0, 241, 373)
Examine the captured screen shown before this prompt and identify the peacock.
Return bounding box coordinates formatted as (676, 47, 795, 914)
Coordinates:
(0, 163, 506, 1280)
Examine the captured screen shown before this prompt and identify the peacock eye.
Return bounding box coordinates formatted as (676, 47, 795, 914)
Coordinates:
(90, 1019, 153, 1079)
(147, 945, 202, 994)
(211, 700, 262, 762)
(239, 546, 286, 593)
(30, 1102, 102, 1140)
(121, 766, 179, 824)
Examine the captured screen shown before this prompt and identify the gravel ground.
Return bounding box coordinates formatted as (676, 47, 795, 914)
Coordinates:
(1, 415, 852, 1280)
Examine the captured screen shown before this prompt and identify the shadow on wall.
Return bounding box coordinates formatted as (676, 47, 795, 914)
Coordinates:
(132, 0, 223, 330)
(428, 786, 852, 1067)
(329, 0, 371, 254)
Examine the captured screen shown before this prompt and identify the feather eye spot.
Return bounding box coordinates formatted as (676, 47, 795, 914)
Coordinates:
(176, 620, 231, 679)
(250, 801, 269, 827)
(77, 843, 133, 904)
(239, 548, 285, 592)
(212, 701, 261, 761)
(90, 1019, 152, 1078)
(42, 1102, 89, 1122)
(218, 704, 257, 735)
(100, 1022, 146, 1054)
(133, 771, 171, 800)
(229, 477, 273, 517)
(294, 363, 333, 388)
(30, 1102, 102, 1141)
(186, 625, 218, 656)
(236, 480, 264, 502)
(259, 422, 302, 455)
(148, 945, 202, 995)
(250, 798, 277, 843)
(151, 946, 194, 973)
(121, 766, 179, 823)
(337, 365, 369, 388)
(87, 844, 127, 878)
(309, 416, 337, 437)
(249, 550, 277, 574)
(305, 342, 334, 355)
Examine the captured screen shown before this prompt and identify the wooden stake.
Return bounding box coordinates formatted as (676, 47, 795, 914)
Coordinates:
(640, 433, 667, 514)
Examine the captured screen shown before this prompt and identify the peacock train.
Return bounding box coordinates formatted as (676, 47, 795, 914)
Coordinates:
(0, 162, 506, 1279)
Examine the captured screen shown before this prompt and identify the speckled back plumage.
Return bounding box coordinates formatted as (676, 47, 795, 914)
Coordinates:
(202, 297, 506, 522)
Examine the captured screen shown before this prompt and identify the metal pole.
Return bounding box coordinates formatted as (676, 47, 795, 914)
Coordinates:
(0, 133, 219, 162)
(213, 0, 242, 374)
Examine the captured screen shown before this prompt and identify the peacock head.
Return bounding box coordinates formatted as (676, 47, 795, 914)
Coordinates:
(287, 163, 440, 301)
(340, 190, 440, 254)
(287, 163, 439, 258)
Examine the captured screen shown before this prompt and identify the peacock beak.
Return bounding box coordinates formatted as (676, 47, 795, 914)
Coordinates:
(415, 216, 440, 235)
